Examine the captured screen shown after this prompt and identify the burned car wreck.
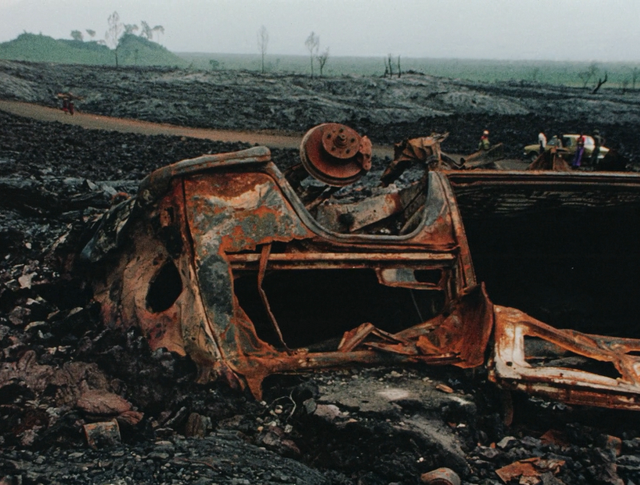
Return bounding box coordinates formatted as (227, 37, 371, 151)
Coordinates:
(82, 123, 640, 410)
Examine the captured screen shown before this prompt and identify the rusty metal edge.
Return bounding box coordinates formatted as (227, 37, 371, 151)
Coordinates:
(445, 169, 640, 188)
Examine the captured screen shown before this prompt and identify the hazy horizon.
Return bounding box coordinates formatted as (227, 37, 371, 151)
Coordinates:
(1, 0, 639, 63)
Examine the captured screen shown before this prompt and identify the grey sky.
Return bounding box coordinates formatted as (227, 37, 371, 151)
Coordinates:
(1, 0, 639, 62)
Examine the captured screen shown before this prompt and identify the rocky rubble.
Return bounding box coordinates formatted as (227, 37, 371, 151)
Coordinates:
(2, 59, 640, 163)
(3, 67, 640, 484)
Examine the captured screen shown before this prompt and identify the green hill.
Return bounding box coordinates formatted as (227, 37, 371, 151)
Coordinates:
(0, 32, 187, 67)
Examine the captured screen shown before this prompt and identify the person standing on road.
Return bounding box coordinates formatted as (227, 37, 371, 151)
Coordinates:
(538, 130, 547, 154)
(478, 130, 490, 151)
(572, 133, 585, 168)
(591, 129, 604, 168)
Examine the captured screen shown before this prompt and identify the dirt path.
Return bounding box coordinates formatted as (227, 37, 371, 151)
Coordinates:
(0, 100, 394, 158)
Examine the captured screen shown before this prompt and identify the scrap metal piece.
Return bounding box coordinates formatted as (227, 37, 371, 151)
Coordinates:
(527, 146, 572, 171)
(381, 134, 458, 186)
(338, 322, 414, 353)
(495, 457, 565, 484)
(420, 467, 461, 485)
(315, 181, 424, 233)
(460, 143, 504, 167)
(490, 306, 640, 410)
(300, 123, 372, 186)
(257, 243, 290, 351)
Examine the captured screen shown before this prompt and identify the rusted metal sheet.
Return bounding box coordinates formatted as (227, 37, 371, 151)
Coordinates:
(490, 306, 640, 410)
(84, 124, 640, 410)
(461, 143, 505, 166)
(381, 134, 462, 185)
(526, 146, 572, 171)
(495, 457, 565, 484)
(420, 467, 461, 485)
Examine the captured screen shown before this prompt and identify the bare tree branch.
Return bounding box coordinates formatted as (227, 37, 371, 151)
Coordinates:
(257, 26, 269, 74)
(305, 32, 319, 77)
(316, 47, 329, 76)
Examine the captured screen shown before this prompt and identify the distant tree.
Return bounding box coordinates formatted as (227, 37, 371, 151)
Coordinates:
(209, 59, 220, 70)
(591, 71, 608, 94)
(397, 55, 401, 78)
(151, 25, 165, 43)
(578, 62, 598, 89)
(257, 25, 269, 74)
(124, 24, 139, 35)
(140, 21, 152, 40)
(633, 67, 640, 91)
(70, 30, 83, 41)
(621, 78, 630, 94)
(105, 11, 124, 67)
(305, 32, 319, 77)
(316, 47, 329, 76)
(385, 54, 394, 77)
(85, 29, 96, 39)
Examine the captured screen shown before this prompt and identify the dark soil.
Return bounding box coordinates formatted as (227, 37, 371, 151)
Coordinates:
(2, 61, 640, 484)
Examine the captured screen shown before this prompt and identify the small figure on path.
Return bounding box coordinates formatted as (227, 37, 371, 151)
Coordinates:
(590, 129, 604, 168)
(572, 133, 585, 168)
(538, 130, 547, 154)
(478, 130, 490, 151)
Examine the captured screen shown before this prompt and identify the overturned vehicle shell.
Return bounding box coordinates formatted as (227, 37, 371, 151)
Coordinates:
(83, 134, 640, 410)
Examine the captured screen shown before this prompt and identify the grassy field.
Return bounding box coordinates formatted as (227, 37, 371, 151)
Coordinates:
(0, 33, 187, 67)
(180, 51, 640, 89)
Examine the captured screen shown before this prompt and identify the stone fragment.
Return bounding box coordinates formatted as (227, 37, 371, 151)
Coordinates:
(8, 306, 30, 326)
(76, 390, 132, 415)
(83, 420, 121, 449)
(185, 412, 211, 438)
(116, 410, 144, 426)
(313, 404, 342, 422)
(18, 272, 36, 289)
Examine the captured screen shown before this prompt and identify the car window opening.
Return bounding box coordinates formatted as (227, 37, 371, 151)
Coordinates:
(146, 259, 183, 313)
(233, 268, 446, 350)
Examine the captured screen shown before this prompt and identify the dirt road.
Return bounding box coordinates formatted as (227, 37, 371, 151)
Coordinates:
(0, 100, 394, 158)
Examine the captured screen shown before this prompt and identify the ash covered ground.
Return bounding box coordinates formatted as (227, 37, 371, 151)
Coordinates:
(1, 61, 640, 484)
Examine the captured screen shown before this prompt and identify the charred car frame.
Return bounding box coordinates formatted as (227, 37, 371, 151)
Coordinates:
(82, 123, 640, 410)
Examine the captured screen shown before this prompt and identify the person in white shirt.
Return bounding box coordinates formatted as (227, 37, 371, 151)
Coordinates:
(538, 131, 547, 154)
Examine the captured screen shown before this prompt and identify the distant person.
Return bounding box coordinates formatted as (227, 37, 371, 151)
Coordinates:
(549, 134, 560, 147)
(591, 129, 604, 168)
(538, 130, 547, 154)
(68, 99, 75, 115)
(478, 130, 490, 151)
(572, 133, 585, 168)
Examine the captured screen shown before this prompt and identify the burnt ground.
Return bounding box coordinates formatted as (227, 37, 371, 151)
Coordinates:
(2, 61, 640, 484)
(2, 59, 640, 162)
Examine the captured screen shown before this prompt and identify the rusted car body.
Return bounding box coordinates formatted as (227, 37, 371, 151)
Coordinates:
(83, 127, 640, 410)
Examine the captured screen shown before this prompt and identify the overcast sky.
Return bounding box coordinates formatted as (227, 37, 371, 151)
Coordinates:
(1, 0, 639, 62)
